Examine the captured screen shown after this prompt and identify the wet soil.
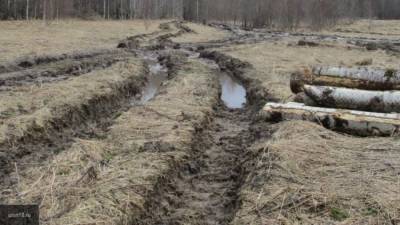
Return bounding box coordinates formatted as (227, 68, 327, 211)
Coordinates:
(0, 21, 186, 89)
(0, 49, 180, 187)
(138, 103, 258, 225)
(188, 22, 400, 54)
(0, 20, 293, 224)
(136, 43, 270, 225)
(0, 51, 132, 89)
(219, 73, 247, 108)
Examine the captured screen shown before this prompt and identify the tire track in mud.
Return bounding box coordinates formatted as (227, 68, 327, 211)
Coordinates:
(140, 107, 255, 225)
(186, 22, 400, 54)
(0, 50, 182, 186)
(0, 20, 272, 224)
(1, 57, 221, 224)
(0, 49, 123, 74)
(0, 50, 132, 89)
(0, 20, 186, 88)
(137, 46, 271, 224)
(0, 21, 189, 188)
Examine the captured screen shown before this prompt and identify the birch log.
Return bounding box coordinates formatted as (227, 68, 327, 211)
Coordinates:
(290, 66, 400, 93)
(262, 102, 400, 136)
(304, 85, 400, 113)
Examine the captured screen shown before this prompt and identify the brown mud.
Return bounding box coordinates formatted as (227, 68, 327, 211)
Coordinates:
(4, 19, 396, 225)
(191, 22, 400, 54)
(0, 24, 188, 186)
(134, 38, 274, 225)
(0, 19, 279, 225)
(0, 50, 133, 88)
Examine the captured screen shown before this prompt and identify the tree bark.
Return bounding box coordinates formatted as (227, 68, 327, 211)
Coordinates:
(303, 85, 400, 113)
(196, 0, 199, 21)
(103, 0, 106, 19)
(13, 0, 17, 19)
(291, 66, 400, 93)
(262, 102, 400, 136)
(26, 0, 29, 20)
(42, 0, 46, 22)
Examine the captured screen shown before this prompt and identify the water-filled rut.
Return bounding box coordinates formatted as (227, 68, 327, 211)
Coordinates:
(0, 21, 271, 224)
(137, 49, 266, 225)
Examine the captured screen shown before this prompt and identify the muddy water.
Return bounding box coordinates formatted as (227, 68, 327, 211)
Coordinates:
(132, 51, 168, 105)
(197, 57, 247, 109)
(137, 49, 260, 225)
(219, 73, 247, 108)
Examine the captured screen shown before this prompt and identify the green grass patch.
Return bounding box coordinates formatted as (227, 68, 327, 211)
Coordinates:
(330, 207, 350, 221)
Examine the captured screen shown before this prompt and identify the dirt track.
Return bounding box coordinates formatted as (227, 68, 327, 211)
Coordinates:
(0, 20, 399, 224)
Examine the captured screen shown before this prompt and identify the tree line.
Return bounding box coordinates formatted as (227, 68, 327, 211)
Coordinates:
(0, 0, 183, 20)
(1, 0, 400, 29)
(184, 0, 400, 29)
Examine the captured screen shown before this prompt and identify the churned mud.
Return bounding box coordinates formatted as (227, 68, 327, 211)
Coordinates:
(138, 106, 257, 225)
(0, 22, 185, 185)
(136, 44, 270, 225)
(0, 20, 273, 225)
(1, 19, 399, 225)
(0, 50, 132, 89)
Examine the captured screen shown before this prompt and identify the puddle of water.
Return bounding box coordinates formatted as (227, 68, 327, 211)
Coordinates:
(132, 51, 168, 105)
(197, 57, 247, 109)
(139, 63, 167, 103)
(219, 73, 247, 108)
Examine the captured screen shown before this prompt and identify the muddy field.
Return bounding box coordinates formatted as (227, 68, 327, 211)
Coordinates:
(0, 19, 399, 225)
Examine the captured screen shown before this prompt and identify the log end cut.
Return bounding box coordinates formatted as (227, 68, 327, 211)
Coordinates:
(290, 68, 313, 94)
(262, 102, 400, 136)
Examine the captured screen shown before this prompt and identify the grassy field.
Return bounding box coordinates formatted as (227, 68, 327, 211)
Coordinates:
(0, 19, 399, 225)
(234, 120, 400, 224)
(0, 20, 164, 63)
(219, 20, 400, 224)
(327, 19, 400, 39)
(220, 39, 400, 100)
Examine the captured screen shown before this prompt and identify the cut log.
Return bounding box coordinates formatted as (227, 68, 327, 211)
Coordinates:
(293, 92, 317, 106)
(290, 66, 400, 93)
(303, 85, 400, 113)
(261, 102, 400, 136)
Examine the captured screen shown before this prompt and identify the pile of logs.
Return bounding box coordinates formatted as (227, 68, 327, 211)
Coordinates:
(263, 66, 400, 136)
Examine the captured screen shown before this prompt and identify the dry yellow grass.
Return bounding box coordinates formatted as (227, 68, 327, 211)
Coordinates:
(1, 59, 219, 225)
(0, 19, 165, 64)
(220, 40, 400, 100)
(324, 19, 400, 40)
(233, 120, 400, 224)
(172, 22, 229, 43)
(0, 55, 145, 144)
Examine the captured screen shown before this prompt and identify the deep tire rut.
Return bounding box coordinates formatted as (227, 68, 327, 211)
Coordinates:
(140, 106, 254, 225)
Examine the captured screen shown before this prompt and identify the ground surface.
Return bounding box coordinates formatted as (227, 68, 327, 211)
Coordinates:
(219, 29, 400, 100)
(326, 19, 400, 39)
(0, 19, 399, 225)
(0, 20, 163, 63)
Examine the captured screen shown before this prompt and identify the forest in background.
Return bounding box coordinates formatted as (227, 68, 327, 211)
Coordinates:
(1, 0, 400, 29)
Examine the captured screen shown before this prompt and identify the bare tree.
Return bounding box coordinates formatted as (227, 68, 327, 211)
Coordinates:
(26, 0, 30, 20)
(1, 0, 399, 28)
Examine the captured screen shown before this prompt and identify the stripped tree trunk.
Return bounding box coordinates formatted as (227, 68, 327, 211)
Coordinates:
(103, 0, 106, 19)
(304, 85, 400, 113)
(262, 102, 400, 136)
(26, 0, 29, 20)
(42, 0, 46, 22)
(291, 66, 400, 93)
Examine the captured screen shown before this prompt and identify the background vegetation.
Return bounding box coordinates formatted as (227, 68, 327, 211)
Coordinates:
(1, 0, 400, 29)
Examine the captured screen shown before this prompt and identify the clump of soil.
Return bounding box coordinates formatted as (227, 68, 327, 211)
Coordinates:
(298, 39, 319, 47)
(0, 59, 220, 225)
(0, 58, 147, 180)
